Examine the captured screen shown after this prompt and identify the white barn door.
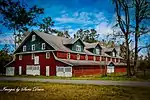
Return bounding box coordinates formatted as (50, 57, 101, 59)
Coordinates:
(6, 67, 15, 76)
(56, 66, 72, 77)
(19, 66, 22, 75)
(46, 66, 50, 76)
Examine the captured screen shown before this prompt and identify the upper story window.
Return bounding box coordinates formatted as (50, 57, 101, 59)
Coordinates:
(46, 52, 50, 59)
(19, 55, 22, 60)
(32, 35, 36, 41)
(42, 43, 46, 50)
(76, 45, 81, 52)
(31, 53, 35, 60)
(32, 44, 35, 51)
(67, 53, 70, 59)
(96, 48, 100, 55)
(77, 54, 80, 60)
(23, 45, 26, 52)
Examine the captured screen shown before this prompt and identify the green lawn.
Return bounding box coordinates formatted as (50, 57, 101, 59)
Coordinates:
(0, 81, 150, 100)
(1, 72, 150, 81)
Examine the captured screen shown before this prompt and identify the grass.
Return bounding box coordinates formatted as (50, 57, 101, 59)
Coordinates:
(1, 72, 150, 81)
(0, 81, 150, 100)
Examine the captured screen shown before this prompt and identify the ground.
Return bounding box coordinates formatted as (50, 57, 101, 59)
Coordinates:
(0, 81, 150, 100)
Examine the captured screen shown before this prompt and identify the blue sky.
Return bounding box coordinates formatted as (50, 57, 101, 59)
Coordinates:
(0, 0, 149, 55)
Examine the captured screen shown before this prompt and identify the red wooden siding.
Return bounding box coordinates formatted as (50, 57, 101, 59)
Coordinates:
(11, 52, 68, 76)
(88, 55, 94, 60)
(112, 58, 115, 62)
(107, 57, 111, 61)
(70, 53, 77, 60)
(56, 51, 67, 59)
(72, 65, 105, 76)
(80, 54, 85, 60)
(96, 56, 100, 61)
(115, 66, 126, 73)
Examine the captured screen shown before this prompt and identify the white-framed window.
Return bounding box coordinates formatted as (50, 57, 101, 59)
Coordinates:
(67, 53, 70, 59)
(46, 52, 50, 59)
(23, 45, 26, 52)
(19, 55, 22, 60)
(77, 54, 80, 60)
(32, 35, 36, 41)
(42, 43, 45, 50)
(93, 56, 96, 61)
(96, 48, 100, 55)
(32, 44, 35, 51)
(31, 53, 35, 60)
(85, 55, 88, 60)
(76, 45, 81, 52)
(34, 56, 39, 64)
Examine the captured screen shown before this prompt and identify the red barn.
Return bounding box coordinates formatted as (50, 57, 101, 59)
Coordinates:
(5, 31, 126, 77)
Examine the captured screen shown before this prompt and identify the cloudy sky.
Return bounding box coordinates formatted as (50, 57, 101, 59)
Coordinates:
(0, 0, 149, 55)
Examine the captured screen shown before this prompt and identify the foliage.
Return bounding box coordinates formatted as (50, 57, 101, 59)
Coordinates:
(0, 44, 12, 74)
(39, 17, 54, 34)
(0, 0, 44, 48)
(74, 29, 99, 43)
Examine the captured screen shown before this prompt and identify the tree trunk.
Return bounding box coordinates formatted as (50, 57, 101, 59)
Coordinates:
(134, 26, 138, 75)
(125, 36, 131, 77)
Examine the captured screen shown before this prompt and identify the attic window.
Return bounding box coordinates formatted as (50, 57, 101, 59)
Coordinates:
(32, 35, 36, 41)
(96, 48, 100, 55)
(32, 44, 35, 51)
(67, 53, 70, 59)
(76, 45, 81, 52)
(23, 45, 26, 52)
(42, 43, 46, 50)
(77, 54, 80, 60)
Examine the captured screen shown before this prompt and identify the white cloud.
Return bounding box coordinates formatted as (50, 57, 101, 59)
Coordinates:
(54, 11, 108, 25)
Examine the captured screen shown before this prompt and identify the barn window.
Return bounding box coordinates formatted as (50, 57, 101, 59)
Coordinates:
(32, 44, 35, 51)
(76, 45, 81, 52)
(77, 54, 80, 60)
(19, 55, 22, 60)
(42, 43, 45, 50)
(67, 53, 70, 59)
(93, 56, 96, 61)
(31, 53, 35, 60)
(85, 55, 88, 60)
(32, 35, 36, 41)
(23, 45, 26, 52)
(46, 52, 50, 59)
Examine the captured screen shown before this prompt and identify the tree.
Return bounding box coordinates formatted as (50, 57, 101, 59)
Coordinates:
(133, 0, 150, 74)
(0, 0, 44, 49)
(74, 29, 99, 43)
(39, 17, 54, 34)
(113, 0, 132, 77)
(0, 44, 12, 74)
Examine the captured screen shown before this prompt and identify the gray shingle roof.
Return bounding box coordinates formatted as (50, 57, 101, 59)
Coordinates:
(56, 58, 107, 66)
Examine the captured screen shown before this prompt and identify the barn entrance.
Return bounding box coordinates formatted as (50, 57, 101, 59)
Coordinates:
(107, 62, 115, 73)
(56, 66, 72, 77)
